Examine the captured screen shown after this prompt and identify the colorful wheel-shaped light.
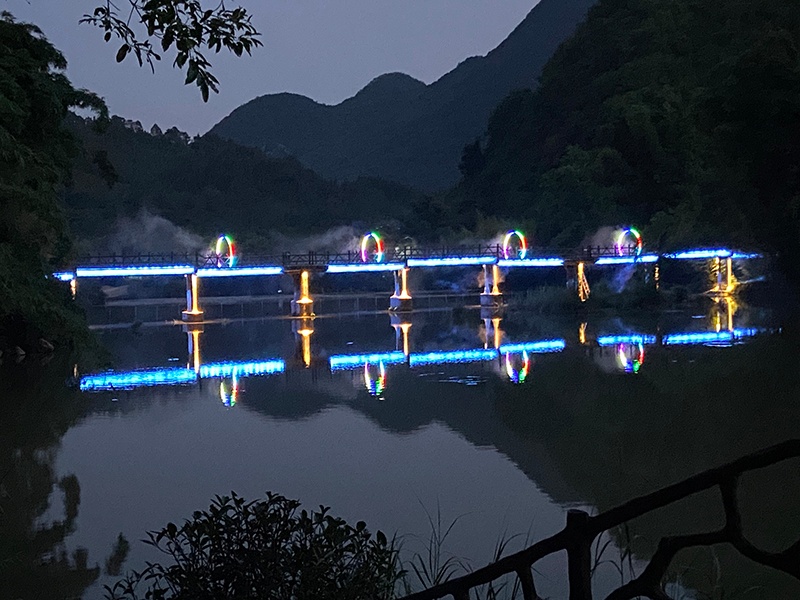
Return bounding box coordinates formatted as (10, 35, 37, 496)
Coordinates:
(364, 361, 386, 397)
(615, 228, 643, 257)
(617, 343, 645, 374)
(360, 232, 385, 263)
(505, 351, 531, 384)
(215, 234, 237, 268)
(219, 372, 239, 407)
(502, 230, 528, 260)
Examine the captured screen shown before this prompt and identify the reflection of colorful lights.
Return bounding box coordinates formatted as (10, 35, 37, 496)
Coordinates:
(215, 234, 237, 268)
(327, 263, 404, 273)
(219, 372, 239, 407)
(407, 256, 496, 267)
(502, 230, 528, 260)
(617, 343, 645, 373)
(505, 351, 530, 384)
(76, 265, 195, 277)
(615, 228, 643, 257)
(360, 232, 385, 263)
(364, 362, 386, 397)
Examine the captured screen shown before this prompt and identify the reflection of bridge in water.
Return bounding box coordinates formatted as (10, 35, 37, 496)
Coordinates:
(56, 231, 762, 323)
(79, 298, 769, 398)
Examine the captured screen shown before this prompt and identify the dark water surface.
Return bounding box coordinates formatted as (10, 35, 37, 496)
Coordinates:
(2, 299, 799, 599)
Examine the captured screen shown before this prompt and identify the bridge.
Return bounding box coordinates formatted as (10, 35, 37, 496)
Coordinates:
(54, 230, 762, 322)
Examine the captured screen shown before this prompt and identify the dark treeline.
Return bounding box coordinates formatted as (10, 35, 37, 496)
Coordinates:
(64, 116, 425, 253)
(448, 0, 800, 276)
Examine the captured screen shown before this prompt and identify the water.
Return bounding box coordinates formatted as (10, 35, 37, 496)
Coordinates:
(2, 299, 799, 599)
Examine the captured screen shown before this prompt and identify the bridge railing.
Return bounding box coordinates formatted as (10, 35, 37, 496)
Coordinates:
(397, 440, 800, 600)
(72, 244, 642, 270)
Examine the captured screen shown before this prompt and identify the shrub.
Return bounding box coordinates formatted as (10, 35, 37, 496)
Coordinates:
(105, 492, 402, 600)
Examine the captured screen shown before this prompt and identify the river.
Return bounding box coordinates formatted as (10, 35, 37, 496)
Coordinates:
(1, 295, 798, 599)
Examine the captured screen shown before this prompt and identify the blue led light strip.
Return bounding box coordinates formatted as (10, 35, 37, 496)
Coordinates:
(597, 335, 657, 346)
(664, 249, 732, 260)
(498, 340, 566, 353)
(595, 255, 659, 266)
(329, 351, 406, 371)
(409, 348, 499, 367)
(53, 271, 75, 282)
(327, 263, 405, 274)
(199, 360, 285, 377)
(197, 266, 283, 277)
(76, 265, 195, 277)
(497, 258, 564, 268)
(407, 257, 497, 267)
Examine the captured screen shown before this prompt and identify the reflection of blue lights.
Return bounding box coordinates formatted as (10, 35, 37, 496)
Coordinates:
(497, 258, 564, 268)
(499, 340, 566, 353)
(597, 334, 657, 346)
(665, 249, 732, 260)
(410, 348, 498, 367)
(595, 255, 659, 265)
(197, 266, 282, 277)
(732, 252, 763, 260)
(80, 367, 196, 391)
(329, 352, 406, 371)
(53, 271, 75, 281)
(663, 329, 760, 345)
(80, 359, 285, 391)
(76, 265, 195, 277)
(327, 263, 405, 274)
(407, 257, 497, 267)
(199, 360, 285, 378)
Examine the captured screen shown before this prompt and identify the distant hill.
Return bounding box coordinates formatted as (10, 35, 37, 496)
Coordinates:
(62, 116, 426, 252)
(208, 0, 597, 192)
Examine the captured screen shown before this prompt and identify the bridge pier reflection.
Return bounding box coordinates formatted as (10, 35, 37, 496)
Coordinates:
(290, 270, 315, 317)
(292, 317, 315, 368)
(390, 268, 413, 312)
(480, 264, 503, 309)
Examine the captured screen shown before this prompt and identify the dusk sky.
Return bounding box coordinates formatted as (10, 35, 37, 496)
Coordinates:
(5, 1, 540, 135)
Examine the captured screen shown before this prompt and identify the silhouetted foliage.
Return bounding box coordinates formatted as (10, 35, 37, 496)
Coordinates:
(81, 0, 262, 101)
(0, 12, 106, 347)
(106, 492, 402, 600)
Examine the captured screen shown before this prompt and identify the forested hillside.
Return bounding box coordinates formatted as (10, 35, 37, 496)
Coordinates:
(452, 0, 800, 275)
(63, 116, 426, 252)
(209, 0, 596, 191)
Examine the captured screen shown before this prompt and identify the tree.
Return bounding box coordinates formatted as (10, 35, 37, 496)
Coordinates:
(0, 12, 106, 347)
(81, 0, 262, 101)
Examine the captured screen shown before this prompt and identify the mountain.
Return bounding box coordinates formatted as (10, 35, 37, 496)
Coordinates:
(448, 0, 800, 276)
(208, 0, 598, 192)
(62, 116, 426, 251)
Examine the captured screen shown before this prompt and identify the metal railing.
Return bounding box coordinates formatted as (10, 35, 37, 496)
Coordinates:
(71, 245, 643, 270)
(398, 440, 800, 600)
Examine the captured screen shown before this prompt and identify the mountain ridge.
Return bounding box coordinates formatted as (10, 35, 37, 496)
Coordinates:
(209, 0, 597, 191)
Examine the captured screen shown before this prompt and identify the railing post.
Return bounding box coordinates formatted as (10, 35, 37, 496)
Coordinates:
(566, 509, 593, 600)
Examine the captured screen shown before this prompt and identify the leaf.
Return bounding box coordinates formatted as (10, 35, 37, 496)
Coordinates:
(115, 44, 130, 63)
